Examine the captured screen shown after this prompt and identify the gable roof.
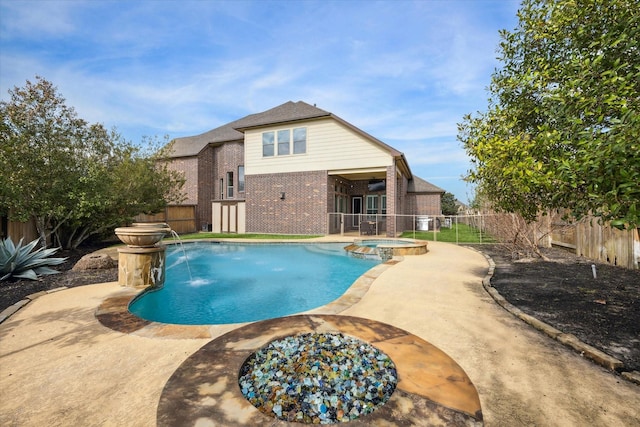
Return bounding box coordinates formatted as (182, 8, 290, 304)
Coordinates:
(167, 119, 243, 158)
(168, 101, 331, 158)
(234, 101, 331, 130)
(408, 176, 445, 193)
(166, 101, 413, 179)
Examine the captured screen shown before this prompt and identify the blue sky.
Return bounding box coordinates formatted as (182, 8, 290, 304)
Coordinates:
(0, 0, 520, 203)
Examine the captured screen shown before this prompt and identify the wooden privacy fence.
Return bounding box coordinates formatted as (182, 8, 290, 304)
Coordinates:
(2, 216, 38, 243)
(134, 205, 197, 234)
(552, 217, 640, 269)
(470, 210, 638, 269)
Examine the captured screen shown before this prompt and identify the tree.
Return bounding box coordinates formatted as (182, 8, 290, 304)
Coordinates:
(441, 192, 458, 216)
(1, 76, 184, 249)
(1, 77, 90, 247)
(458, 0, 640, 229)
(56, 133, 184, 249)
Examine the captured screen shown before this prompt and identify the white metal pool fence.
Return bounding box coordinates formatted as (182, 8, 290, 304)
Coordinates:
(327, 212, 638, 269)
(327, 213, 493, 244)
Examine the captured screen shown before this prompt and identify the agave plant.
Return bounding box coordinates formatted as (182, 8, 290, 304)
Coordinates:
(0, 237, 67, 281)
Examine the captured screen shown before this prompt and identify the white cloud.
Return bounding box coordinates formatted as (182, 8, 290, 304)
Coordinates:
(0, 0, 77, 38)
(0, 0, 519, 199)
(390, 136, 469, 165)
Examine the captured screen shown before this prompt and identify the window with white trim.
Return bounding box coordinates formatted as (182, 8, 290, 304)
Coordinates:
(277, 129, 290, 155)
(262, 127, 306, 157)
(334, 195, 347, 213)
(263, 131, 274, 157)
(238, 165, 245, 193)
(293, 127, 306, 154)
(226, 171, 234, 198)
(366, 195, 378, 219)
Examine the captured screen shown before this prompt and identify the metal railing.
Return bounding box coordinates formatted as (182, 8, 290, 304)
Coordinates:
(327, 213, 493, 244)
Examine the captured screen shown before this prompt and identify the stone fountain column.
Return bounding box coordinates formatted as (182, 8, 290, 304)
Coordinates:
(115, 224, 170, 288)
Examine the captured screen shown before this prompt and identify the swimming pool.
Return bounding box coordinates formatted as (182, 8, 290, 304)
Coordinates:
(128, 242, 380, 325)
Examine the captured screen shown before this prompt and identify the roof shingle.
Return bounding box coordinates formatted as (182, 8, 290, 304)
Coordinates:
(408, 176, 445, 193)
(167, 101, 331, 158)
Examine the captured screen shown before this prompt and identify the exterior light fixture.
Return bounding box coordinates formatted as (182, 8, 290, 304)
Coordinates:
(280, 192, 285, 200)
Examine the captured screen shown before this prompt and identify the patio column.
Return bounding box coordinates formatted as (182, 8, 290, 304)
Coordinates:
(386, 165, 397, 237)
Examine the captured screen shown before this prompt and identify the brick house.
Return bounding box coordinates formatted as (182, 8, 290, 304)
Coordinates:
(166, 101, 444, 235)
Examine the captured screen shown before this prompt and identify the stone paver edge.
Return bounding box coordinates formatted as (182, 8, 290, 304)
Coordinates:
(4, 246, 638, 387)
(472, 248, 640, 386)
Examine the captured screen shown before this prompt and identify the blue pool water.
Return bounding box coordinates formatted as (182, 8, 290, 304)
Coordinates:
(358, 239, 406, 247)
(129, 242, 380, 325)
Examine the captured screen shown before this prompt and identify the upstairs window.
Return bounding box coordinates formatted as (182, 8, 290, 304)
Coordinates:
(293, 127, 306, 154)
(262, 132, 274, 157)
(277, 129, 290, 155)
(262, 127, 306, 157)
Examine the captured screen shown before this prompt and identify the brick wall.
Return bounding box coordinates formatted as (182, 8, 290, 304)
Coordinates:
(167, 157, 199, 204)
(385, 166, 396, 236)
(398, 174, 411, 230)
(178, 142, 244, 231)
(168, 142, 246, 231)
(406, 193, 442, 216)
(167, 144, 435, 234)
(197, 147, 214, 229)
(399, 174, 409, 215)
(348, 180, 368, 201)
(212, 141, 244, 200)
(245, 170, 328, 234)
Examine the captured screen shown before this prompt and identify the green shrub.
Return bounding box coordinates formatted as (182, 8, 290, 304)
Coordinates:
(0, 238, 67, 281)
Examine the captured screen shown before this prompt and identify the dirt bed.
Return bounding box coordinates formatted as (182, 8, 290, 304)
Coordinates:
(1, 243, 638, 373)
(0, 244, 118, 313)
(474, 244, 640, 373)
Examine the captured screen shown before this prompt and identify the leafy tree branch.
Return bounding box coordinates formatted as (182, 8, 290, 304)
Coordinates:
(1, 76, 185, 249)
(459, 0, 639, 228)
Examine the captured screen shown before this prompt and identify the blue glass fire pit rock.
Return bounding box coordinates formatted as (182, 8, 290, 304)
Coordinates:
(238, 332, 398, 423)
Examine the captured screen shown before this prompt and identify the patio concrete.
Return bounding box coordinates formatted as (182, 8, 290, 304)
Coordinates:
(1, 241, 639, 426)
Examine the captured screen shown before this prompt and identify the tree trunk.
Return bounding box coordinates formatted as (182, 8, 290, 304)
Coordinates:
(33, 216, 49, 249)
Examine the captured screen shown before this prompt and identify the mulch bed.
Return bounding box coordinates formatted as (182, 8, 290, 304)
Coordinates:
(0, 243, 118, 311)
(474, 244, 640, 372)
(1, 242, 638, 372)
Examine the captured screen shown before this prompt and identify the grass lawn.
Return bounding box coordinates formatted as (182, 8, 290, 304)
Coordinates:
(401, 222, 495, 243)
(124, 226, 493, 245)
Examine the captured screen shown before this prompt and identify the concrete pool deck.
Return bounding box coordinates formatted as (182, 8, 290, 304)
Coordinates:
(1, 240, 639, 426)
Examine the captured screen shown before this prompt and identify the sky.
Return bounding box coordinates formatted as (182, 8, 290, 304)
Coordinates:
(0, 0, 521, 204)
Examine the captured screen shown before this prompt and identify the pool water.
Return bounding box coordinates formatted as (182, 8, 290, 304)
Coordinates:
(129, 242, 380, 325)
(358, 239, 405, 248)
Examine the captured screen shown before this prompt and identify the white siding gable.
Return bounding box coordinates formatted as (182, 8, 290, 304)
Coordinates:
(244, 117, 393, 175)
